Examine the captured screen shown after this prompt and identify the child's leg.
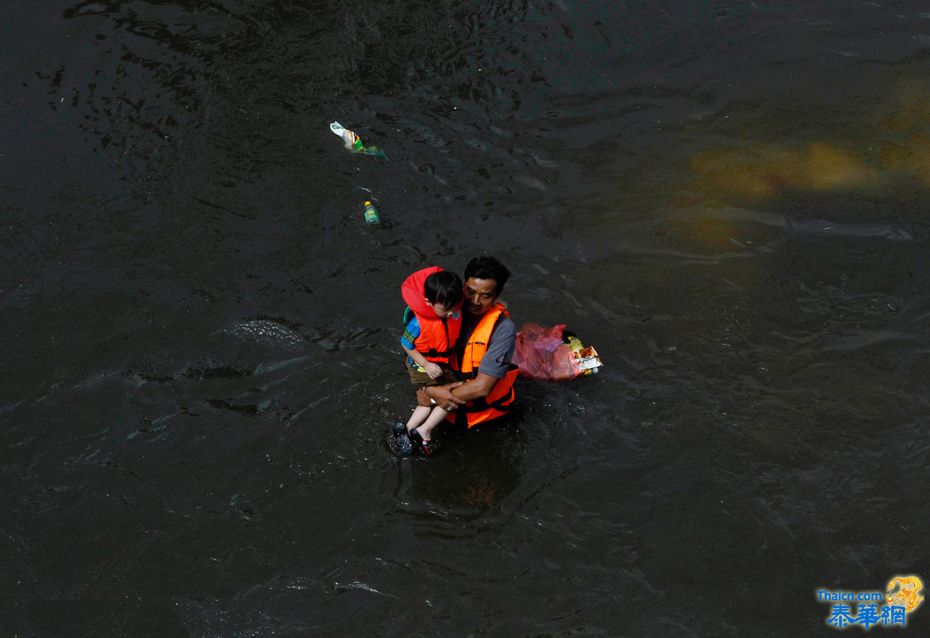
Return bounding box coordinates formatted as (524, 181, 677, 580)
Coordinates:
(405, 387, 433, 431)
(405, 406, 431, 431)
(412, 406, 450, 441)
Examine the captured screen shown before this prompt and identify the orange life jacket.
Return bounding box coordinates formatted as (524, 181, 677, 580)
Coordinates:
(448, 304, 519, 428)
(401, 266, 462, 365)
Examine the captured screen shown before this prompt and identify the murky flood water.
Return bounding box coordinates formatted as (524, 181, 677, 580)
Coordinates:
(3, 1, 929, 635)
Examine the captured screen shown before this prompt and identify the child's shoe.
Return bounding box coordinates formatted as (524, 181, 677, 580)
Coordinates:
(391, 421, 407, 437)
(409, 428, 435, 456)
(419, 438, 436, 456)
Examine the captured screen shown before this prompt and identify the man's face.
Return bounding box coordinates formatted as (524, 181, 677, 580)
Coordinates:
(463, 277, 498, 316)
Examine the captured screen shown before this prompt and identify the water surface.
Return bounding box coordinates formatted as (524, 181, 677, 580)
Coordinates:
(2, 1, 929, 635)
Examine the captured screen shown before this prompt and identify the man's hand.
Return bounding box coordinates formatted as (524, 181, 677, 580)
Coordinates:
(425, 382, 466, 410)
(424, 362, 443, 380)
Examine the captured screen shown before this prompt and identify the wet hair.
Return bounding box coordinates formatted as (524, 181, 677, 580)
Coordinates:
(463, 256, 511, 295)
(424, 270, 463, 307)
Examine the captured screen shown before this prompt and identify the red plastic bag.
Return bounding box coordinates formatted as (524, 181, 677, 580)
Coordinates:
(512, 323, 581, 381)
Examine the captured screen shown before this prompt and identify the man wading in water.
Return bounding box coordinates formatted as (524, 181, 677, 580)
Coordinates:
(395, 256, 519, 455)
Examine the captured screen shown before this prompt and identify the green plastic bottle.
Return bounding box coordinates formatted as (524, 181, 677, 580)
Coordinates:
(363, 201, 380, 224)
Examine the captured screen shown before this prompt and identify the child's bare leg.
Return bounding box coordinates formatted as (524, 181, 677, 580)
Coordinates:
(405, 387, 433, 431)
(412, 406, 450, 441)
(405, 406, 431, 431)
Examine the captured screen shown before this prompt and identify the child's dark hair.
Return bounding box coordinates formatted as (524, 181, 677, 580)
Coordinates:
(463, 256, 511, 295)
(424, 270, 463, 307)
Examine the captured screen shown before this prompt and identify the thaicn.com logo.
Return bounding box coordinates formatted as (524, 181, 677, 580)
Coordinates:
(816, 575, 924, 630)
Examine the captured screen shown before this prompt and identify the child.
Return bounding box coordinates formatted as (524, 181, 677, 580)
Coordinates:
(393, 266, 463, 456)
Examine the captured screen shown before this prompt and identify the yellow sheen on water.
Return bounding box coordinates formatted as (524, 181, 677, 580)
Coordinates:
(801, 143, 876, 191)
(689, 142, 876, 204)
(690, 146, 783, 202)
(878, 133, 930, 186)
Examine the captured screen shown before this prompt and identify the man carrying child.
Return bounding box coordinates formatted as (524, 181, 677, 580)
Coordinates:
(394, 257, 518, 456)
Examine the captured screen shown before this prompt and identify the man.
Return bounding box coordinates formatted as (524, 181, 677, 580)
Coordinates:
(427, 256, 519, 427)
(395, 256, 519, 456)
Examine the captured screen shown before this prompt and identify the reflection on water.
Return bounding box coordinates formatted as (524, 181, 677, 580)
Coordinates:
(406, 419, 525, 514)
(690, 142, 877, 203)
(687, 87, 930, 209)
(879, 134, 930, 186)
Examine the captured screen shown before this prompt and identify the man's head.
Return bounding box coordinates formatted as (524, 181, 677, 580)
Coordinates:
(463, 256, 511, 316)
(424, 270, 463, 318)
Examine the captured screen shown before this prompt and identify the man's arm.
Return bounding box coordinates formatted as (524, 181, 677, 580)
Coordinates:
(451, 373, 499, 400)
(427, 317, 515, 408)
(425, 373, 498, 408)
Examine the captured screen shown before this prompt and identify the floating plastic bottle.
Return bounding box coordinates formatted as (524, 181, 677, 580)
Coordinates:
(363, 200, 380, 224)
(330, 121, 363, 151)
(329, 121, 386, 158)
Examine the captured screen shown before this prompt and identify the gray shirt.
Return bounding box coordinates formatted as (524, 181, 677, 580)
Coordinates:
(456, 313, 516, 379)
